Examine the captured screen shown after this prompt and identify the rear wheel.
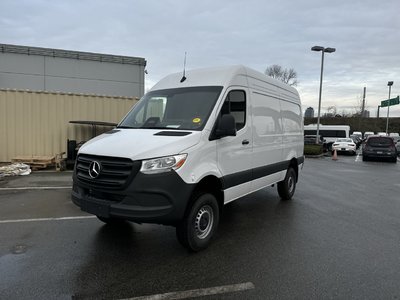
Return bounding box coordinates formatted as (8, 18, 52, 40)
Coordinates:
(278, 167, 297, 200)
(362, 155, 368, 161)
(176, 192, 219, 252)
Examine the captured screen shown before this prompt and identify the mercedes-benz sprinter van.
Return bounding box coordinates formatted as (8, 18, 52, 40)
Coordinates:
(72, 65, 304, 251)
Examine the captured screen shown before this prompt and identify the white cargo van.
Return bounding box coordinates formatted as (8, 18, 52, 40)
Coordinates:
(72, 65, 304, 251)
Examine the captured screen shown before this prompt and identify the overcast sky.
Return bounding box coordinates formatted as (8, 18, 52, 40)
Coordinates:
(1, 0, 399, 116)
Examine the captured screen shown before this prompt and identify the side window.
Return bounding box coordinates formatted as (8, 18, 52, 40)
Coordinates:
(221, 90, 246, 131)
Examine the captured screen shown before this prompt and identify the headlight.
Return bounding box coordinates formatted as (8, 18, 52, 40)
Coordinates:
(140, 154, 187, 174)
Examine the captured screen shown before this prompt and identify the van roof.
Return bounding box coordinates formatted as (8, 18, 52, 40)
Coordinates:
(150, 65, 299, 96)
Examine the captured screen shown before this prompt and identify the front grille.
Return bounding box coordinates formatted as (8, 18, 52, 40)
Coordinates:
(76, 154, 141, 190)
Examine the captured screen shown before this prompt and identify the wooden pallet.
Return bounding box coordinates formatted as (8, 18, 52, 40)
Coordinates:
(12, 156, 56, 170)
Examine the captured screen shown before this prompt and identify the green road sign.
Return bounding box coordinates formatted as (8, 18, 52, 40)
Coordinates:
(381, 96, 400, 107)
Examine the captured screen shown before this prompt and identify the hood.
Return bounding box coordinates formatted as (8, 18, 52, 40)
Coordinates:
(79, 129, 202, 160)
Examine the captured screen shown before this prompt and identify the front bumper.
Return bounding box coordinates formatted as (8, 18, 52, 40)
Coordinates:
(71, 169, 195, 225)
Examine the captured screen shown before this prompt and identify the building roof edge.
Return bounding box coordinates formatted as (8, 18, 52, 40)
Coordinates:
(0, 43, 146, 66)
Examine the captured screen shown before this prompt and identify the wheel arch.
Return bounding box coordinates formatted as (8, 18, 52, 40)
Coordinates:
(184, 175, 224, 218)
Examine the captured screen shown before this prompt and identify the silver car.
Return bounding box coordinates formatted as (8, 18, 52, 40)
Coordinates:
(393, 136, 400, 155)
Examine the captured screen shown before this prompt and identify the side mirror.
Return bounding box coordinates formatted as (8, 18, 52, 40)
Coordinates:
(215, 114, 236, 138)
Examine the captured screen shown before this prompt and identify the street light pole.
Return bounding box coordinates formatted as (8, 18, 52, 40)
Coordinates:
(316, 50, 325, 144)
(311, 46, 336, 144)
(385, 81, 393, 134)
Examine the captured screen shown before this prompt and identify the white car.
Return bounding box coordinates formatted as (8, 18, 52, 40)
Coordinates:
(332, 138, 357, 155)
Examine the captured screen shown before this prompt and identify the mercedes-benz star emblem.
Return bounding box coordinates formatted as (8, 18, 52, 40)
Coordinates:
(88, 161, 101, 179)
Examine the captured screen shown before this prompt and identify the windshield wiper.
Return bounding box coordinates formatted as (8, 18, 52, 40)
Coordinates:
(117, 125, 171, 130)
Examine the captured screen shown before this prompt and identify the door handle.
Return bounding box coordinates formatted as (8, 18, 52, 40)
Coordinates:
(242, 139, 250, 145)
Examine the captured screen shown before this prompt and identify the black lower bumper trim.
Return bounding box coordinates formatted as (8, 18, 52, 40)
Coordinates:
(72, 170, 195, 225)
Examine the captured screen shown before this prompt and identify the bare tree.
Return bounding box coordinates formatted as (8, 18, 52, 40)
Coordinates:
(340, 109, 351, 117)
(353, 94, 368, 117)
(265, 64, 298, 86)
(327, 105, 337, 116)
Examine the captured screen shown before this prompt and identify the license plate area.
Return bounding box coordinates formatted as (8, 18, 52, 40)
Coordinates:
(377, 151, 383, 154)
(341, 148, 346, 151)
(81, 200, 110, 218)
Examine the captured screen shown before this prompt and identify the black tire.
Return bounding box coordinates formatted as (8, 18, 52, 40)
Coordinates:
(391, 157, 397, 163)
(176, 193, 219, 252)
(277, 167, 297, 200)
(97, 216, 126, 226)
(362, 155, 368, 161)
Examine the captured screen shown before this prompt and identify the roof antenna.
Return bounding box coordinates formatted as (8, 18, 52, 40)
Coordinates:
(180, 52, 187, 83)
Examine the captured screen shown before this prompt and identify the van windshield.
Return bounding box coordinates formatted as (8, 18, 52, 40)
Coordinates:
(118, 86, 223, 131)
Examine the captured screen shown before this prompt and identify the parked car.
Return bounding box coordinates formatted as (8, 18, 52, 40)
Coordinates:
(349, 134, 362, 149)
(332, 138, 357, 155)
(393, 136, 400, 155)
(364, 131, 375, 140)
(352, 131, 363, 139)
(362, 136, 397, 163)
(304, 135, 327, 152)
(304, 134, 323, 144)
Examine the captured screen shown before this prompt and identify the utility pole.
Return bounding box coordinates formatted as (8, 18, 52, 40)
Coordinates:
(361, 87, 366, 117)
(386, 81, 393, 134)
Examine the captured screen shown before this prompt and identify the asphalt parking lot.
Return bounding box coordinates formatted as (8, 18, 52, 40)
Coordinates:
(1, 154, 400, 299)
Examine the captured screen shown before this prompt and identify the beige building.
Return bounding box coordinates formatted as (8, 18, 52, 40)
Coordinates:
(0, 89, 138, 162)
(0, 44, 145, 163)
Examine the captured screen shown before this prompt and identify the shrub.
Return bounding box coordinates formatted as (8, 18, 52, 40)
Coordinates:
(304, 144, 323, 155)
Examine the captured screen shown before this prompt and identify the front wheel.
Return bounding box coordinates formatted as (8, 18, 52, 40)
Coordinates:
(277, 167, 297, 200)
(176, 193, 219, 252)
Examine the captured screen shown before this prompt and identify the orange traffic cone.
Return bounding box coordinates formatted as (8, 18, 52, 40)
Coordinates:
(332, 149, 338, 161)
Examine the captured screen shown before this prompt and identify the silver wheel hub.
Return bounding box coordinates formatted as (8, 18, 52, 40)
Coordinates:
(195, 205, 214, 239)
(288, 176, 294, 194)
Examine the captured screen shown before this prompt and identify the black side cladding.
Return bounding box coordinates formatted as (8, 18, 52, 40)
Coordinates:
(221, 157, 304, 190)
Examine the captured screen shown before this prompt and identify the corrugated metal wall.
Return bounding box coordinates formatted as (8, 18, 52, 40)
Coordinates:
(0, 89, 138, 162)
